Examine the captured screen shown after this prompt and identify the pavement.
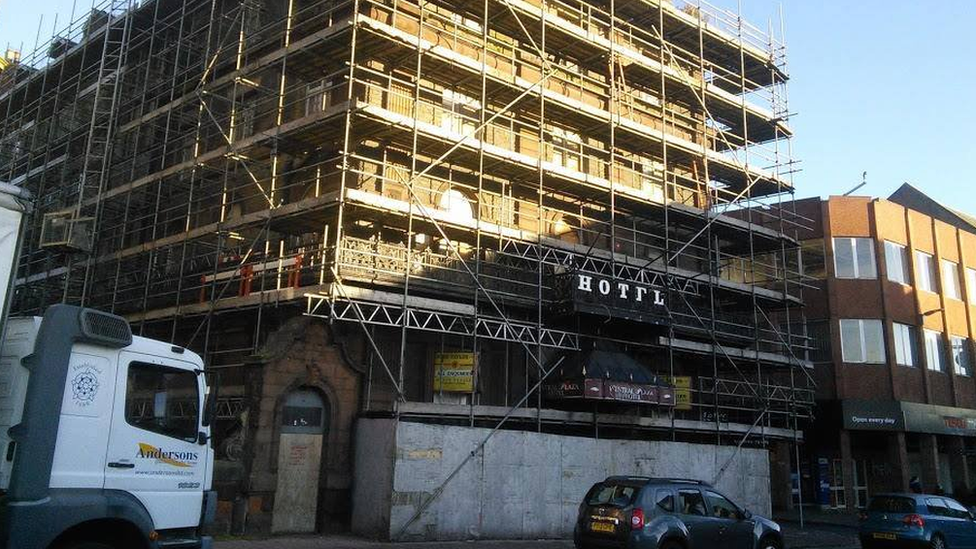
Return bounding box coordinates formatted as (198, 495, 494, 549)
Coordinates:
(215, 520, 861, 549)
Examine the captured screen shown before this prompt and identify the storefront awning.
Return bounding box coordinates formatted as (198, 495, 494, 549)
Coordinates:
(543, 349, 675, 406)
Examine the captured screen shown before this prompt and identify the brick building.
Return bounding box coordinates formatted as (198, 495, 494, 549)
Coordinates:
(791, 184, 976, 509)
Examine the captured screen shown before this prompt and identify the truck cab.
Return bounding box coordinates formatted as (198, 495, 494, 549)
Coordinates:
(0, 305, 215, 549)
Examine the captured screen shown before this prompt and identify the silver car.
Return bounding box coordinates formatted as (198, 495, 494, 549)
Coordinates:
(573, 477, 783, 549)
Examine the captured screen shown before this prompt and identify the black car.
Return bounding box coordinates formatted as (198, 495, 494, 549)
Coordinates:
(573, 476, 783, 549)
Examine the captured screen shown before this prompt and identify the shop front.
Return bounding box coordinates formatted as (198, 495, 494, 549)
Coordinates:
(808, 400, 976, 510)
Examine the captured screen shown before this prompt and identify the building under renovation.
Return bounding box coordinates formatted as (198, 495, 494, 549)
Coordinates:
(0, 0, 813, 538)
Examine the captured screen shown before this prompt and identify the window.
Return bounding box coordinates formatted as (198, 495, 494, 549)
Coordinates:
(442, 89, 480, 137)
(884, 241, 910, 284)
(640, 159, 665, 203)
(916, 251, 938, 293)
(924, 330, 946, 372)
(655, 490, 675, 512)
(232, 102, 255, 140)
(893, 323, 919, 368)
(926, 498, 949, 517)
(585, 483, 638, 507)
(943, 260, 962, 300)
(806, 320, 833, 363)
(125, 363, 199, 442)
(945, 498, 972, 519)
(833, 237, 876, 279)
(282, 405, 323, 428)
(952, 336, 973, 377)
(305, 80, 330, 116)
(704, 491, 740, 520)
(869, 496, 915, 513)
(678, 489, 707, 517)
(840, 319, 886, 364)
(801, 240, 827, 280)
(438, 189, 474, 224)
(549, 126, 582, 171)
(967, 268, 976, 305)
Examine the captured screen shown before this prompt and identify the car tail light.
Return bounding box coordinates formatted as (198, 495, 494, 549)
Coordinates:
(858, 510, 868, 521)
(903, 514, 925, 528)
(631, 508, 645, 530)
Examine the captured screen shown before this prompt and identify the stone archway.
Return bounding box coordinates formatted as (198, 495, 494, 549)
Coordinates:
(240, 317, 364, 534)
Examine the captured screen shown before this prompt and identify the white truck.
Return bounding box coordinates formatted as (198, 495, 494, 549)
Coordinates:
(0, 183, 216, 549)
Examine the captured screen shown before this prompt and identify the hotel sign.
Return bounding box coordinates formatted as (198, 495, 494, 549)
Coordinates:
(563, 273, 669, 325)
(543, 378, 675, 406)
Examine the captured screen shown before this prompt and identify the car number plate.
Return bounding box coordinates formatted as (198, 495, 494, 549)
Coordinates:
(590, 522, 615, 533)
(872, 533, 897, 540)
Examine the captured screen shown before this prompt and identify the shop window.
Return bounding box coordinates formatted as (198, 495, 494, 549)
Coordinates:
(951, 336, 973, 377)
(893, 323, 919, 368)
(924, 329, 946, 373)
(840, 319, 886, 364)
(884, 241, 909, 285)
(943, 260, 962, 300)
(833, 237, 876, 279)
(916, 251, 938, 293)
(830, 459, 846, 509)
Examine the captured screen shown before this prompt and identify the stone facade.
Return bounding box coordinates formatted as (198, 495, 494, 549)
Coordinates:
(215, 317, 364, 534)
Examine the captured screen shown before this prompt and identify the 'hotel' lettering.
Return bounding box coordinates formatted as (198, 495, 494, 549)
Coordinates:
(573, 274, 665, 309)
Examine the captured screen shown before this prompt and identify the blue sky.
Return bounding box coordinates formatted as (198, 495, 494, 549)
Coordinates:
(1, 0, 974, 212)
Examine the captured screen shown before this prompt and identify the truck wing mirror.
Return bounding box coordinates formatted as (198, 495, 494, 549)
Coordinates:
(201, 371, 219, 428)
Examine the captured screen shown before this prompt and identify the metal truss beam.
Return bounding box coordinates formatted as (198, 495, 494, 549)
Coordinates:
(499, 239, 702, 296)
(305, 294, 579, 351)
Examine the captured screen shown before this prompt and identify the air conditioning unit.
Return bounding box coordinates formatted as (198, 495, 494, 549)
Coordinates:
(39, 211, 94, 253)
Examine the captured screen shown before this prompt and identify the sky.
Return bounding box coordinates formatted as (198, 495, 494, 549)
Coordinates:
(1, 0, 974, 212)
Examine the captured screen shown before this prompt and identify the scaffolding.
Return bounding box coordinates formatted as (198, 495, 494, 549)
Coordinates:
(0, 0, 813, 449)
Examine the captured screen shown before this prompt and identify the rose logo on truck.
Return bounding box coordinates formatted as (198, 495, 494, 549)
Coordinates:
(70, 367, 100, 405)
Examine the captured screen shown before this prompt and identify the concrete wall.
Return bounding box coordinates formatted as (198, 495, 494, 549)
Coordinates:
(352, 418, 771, 541)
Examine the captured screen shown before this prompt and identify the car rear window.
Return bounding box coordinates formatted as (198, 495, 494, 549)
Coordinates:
(585, 483, 639, 507)
(868, 496, 916, 513)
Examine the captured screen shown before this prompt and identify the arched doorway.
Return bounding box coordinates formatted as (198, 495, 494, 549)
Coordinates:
(271, 388, 330, 533)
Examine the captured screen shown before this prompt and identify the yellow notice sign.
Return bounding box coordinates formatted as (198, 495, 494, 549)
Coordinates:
(433, 352, 475, 393)
(668, 376, 693, 411)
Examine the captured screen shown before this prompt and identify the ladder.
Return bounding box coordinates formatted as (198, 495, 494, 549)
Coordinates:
(62, 0, 133, 306)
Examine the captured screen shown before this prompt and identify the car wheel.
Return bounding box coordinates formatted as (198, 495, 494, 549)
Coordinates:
(931, 535, 947, 549)
(659, 540, 684, 549)
(759, 535, 783, 549)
